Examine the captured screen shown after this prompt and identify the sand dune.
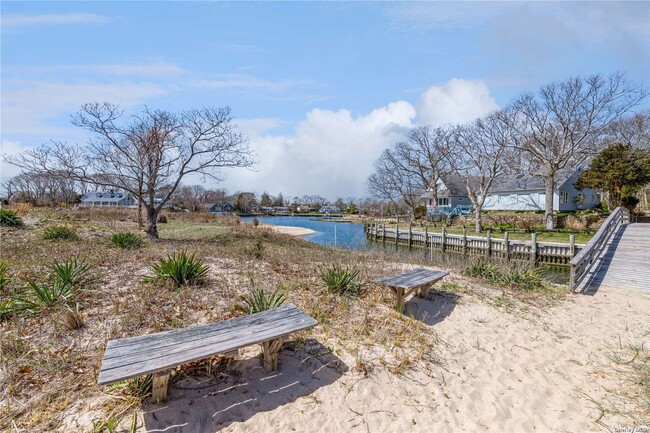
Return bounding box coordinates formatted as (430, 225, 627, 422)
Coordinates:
(139, 277, 649, 432)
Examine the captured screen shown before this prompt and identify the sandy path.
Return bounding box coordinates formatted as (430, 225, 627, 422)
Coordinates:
(138, 281, 649, 433)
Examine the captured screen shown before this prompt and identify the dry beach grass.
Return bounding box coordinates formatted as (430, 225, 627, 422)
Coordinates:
(0, 208, 648, 432)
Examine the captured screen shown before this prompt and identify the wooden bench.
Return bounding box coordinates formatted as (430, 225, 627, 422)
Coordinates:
(374, 268, 449, 312)
(97, 304, 317, 403)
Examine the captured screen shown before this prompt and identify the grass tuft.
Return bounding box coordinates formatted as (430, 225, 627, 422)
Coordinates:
(0, 209, 23, 227)
(43, 225, 78, 241)
(465, 260, 543, 292)
(47, 256, 94, 289)
(111, 231, 145, 249)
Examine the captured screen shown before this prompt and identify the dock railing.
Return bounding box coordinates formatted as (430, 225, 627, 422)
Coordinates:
(569, 207, 629, 292)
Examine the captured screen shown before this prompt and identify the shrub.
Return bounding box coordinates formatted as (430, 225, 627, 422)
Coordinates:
(158, 215, 168, 224)
(18, 280, 75, 310)
(235, 282, 287, 315)
(47, 256, 94, 289)
(0, 209, 23, 227)
(145, 250, 209, 287)
(320, 264, 361, 296)
(465, 261, 543, 292)
(111, 232, 145, 249)
(43, 225, 78, 240)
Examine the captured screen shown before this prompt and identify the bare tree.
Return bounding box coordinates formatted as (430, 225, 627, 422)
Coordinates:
(6, 102, 253, 237)
(443, 111, 516, 232)
(367, 148, 420, 216)
(508, 73, 647, 229)
(603, 110, 650, 149)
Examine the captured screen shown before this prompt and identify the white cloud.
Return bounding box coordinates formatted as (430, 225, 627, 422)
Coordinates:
(2, 13, 110, 29)
(416, 79, 498, 127)
(191, 75, 316, 92)
(2, 79, 169, 136)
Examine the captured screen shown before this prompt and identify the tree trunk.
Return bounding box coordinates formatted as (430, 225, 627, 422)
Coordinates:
(474, 208, 482, 233)
(138, 200, 144, 229)
(544, 173, 555, 230)
(146, 206, 159, 238)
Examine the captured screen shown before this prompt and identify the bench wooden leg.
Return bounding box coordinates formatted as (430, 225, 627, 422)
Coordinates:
(262, 338, 284, 372)
(395, 287, 405, 313)
(152, 369, 171, 404)
(418, 284, 430, 298)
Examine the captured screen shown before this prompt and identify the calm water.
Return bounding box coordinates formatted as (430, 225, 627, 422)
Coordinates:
(241, 216, 569, 283)
(240, 216, 369, 249)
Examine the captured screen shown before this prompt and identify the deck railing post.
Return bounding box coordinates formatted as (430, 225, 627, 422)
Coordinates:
(442, 227, 447, 252)
(504, 231, 510, 261)
(382, 223, 386, 244)
(424, 226, 428, 248)
(531, 233, 538, 264)
(462, 226, 468, 255)
(408, 223, 412, 250)
(486, 229, 492, 256)
(569, 234, 575, 259)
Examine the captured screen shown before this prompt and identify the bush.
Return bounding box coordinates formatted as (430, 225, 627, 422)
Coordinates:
(47, 256, 94, 289)
(43, 225, 78, 240)
(0, 209, 23, 227)
(621, 195, 640, 211)
(145, 250, 209, 287)
(158, 215, 167, 224)
(235, 282, 287, 315)
(17, 280, 76, 310)
(111, 232, 145, 249)
(465, 261, 543, 292)
(320, 264, 361, 296)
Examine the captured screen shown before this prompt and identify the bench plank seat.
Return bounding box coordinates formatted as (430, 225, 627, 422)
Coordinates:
(375, 268, 449, 311)
(97, 304, 316, 386)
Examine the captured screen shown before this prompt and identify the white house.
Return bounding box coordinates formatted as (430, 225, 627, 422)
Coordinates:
(80, 191, 136, 208)
(319, 205, 340, 214)
(422, 168, 599, 214)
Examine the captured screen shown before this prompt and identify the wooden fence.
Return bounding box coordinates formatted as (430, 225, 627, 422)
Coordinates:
(569, 207, 629, 291)
(364, 222, 583, 265)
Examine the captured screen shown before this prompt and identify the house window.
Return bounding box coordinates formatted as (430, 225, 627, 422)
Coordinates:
(560, 191, 569, 205)
(437, 197, 449, 206)
(458, 197, 463, 201)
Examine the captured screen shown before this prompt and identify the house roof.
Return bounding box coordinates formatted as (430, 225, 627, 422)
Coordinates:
(490, 168, 577, 193)
(81, 192, 131, 203)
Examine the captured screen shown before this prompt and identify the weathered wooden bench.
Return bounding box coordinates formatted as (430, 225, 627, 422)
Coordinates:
(97, 304, 317, 403)
(374, 268, 449, 311)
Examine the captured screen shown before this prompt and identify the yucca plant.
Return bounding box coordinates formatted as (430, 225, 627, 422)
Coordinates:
(111, 232, 144, 249)
(144, 250, 209, 287)
(0, 209, 23, 227)
(43, 225, 78, 240)
(0, 261, 11, 292)
(18, 280, 75, 310)
(235, 283, 287, 315)
(319, 264, 361, 296)
(47, 256, 94, 288)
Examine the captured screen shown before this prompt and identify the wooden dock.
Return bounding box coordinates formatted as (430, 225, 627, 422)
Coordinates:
(365, 222, 583, 265)
(574, 223, 650, 294)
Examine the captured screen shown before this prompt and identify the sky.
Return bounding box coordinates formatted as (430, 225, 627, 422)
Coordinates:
(2, 1, 649, 200)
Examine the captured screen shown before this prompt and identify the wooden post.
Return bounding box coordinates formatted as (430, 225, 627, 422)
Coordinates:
(441, 227, 447, 252)
(408, 223, 412, 250)
(531, 232, 537, 264)
(374, 222, 378, 241)
(382, 223, 386, 244)
(486, 230, 492, 256)
(395, 287, 406, 312)
(569, 234, 575, 259)
(424, 225, 428, 249)
(463, 226, 468, 255)
(395, 223, 399, 249)
(152, 369, 171, 404)
(504, 231, 510, 261)
(262, 338, 284, 372)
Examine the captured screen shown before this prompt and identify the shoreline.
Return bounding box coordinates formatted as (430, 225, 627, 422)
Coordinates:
(261, 223, 316, 237)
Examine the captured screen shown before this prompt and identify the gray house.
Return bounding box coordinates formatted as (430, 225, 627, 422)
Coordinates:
(423, 168, 599, 214)
(80, 191, 136, 208)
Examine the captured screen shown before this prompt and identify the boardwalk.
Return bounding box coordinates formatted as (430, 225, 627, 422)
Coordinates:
(578, 223, 650, 294)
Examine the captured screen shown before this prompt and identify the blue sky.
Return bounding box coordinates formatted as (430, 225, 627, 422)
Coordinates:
(2, 1, 649, 199)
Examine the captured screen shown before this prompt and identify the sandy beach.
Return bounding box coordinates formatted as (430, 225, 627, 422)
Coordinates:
(133, 269, 649, 433)
(261, 224, 316, 237)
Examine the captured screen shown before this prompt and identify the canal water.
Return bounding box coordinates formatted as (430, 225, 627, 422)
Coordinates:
(241, 216, 569, 284)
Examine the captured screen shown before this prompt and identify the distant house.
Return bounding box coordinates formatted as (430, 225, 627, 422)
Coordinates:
(260, 206, 275, 215)
(80, 191, 136, 208)
(296, 205, 312, 213)
(319, 205, 340, 214)
(208, 202, 235, 214)
(273, 206, 290, 215)
(422, 168, 599, 214)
